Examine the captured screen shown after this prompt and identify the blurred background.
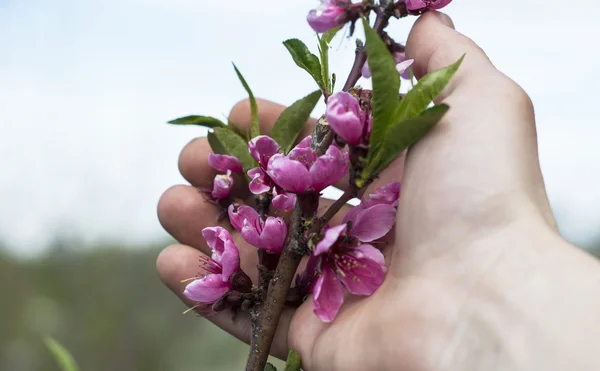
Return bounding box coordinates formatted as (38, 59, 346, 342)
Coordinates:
(1, 0, 599, 370)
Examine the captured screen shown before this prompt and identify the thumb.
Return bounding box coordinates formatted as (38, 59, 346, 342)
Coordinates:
(406, 11, 496, 99)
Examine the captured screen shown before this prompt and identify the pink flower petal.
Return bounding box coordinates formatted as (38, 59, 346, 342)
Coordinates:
(326, 92, 364, 146)
(272, 189, 297, 211)
(349, 204, 397, 242)
(259, 217, 288, 254)
(202, 227, 239, 280)
(315, 224, 347, 256)
(363, 181, 401, 208)
(184, 274, 231, 303)
(220, 238, 240, 282)
(247, 167, 271, 195)
(342, 203, 366, 226)
(336, 244, 385, 296)
(208, 153, 243, 173)
(248, 136, 280, 168)
(361, 61, 371, 78)
(396, 59, 414, 77)
(267, 154, 311, 194)
(312, 266, 345, 322)
(228, 205, 260, 233)
(211, 171, 233, 199)
(296, 136, 312, 148)
(309, 145, 349, 192)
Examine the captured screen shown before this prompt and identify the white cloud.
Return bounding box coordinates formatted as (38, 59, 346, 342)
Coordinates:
(1, 0, 599, 255)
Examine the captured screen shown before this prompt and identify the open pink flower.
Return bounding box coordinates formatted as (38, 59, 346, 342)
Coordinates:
(307, 0, 349, 33)
(267, 136, 348, 194)
(312, 224, 388, 322)
(405, 0, 453, 12)
(326, 92, 370, 146)
(247, 136, 297, 211)
(208, 153, 243, 173)
(228, 205, 287, 254)
(308, 182, 400, 322)
(184, 227, 240, 305)
(363, 52, 414, 80)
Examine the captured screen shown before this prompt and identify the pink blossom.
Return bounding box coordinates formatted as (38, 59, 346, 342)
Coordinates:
(405, 0, 453, 12)
(362, 52, 414, 80)
(308, 182, 400, 322)
(326, 92, 367, 146)
(272, 188, 297, 211)
(208, 153, 243, 173)
(228, 205, 288, 254)
(211, 170, 233, 199)
(311, 224, 389, 322)
(183, 227, 240, 305)
(267, 137, 348, 194)
(249, 136, 280, 169)
(246, 136, 297, 211)
(307, 0, 349, 33)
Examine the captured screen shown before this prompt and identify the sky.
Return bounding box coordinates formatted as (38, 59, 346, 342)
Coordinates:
(1, 0, 599, 256)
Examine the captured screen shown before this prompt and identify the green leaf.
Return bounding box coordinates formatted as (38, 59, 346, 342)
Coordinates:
(233, 63, 260, 138)
(207, 131, 227, 155)
(271, 90, 322, 153)
(317, 26, 340, 93)
(167, 115, 227, 129)
(283, 349, 302, 371)
(362, 18, 402, 159)
(44, 337, 79, 371)
(395, 55, 464, 123)
(363, 104, 449, 182)
(264, 363, 278, 371)
(283, 39, 322, 89)
(213, 127, 256, 172)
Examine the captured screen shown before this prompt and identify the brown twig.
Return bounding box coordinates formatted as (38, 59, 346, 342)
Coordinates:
(310, 186, 357, 236)
(342, 11, 392, 92)
(245, 193, 318, 371)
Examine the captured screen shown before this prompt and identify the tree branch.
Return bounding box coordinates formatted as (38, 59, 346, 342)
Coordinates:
(309, 185, 357, 236)
(342, 12, 392, 92)
(245, 193, 317, 371)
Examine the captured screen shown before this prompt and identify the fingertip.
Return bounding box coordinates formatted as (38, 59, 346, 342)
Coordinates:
(406, 11, 490, 81)
(178, 137, 215, 188)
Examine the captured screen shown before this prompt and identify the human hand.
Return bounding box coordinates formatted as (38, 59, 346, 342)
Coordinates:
(157, 12, 600, 371)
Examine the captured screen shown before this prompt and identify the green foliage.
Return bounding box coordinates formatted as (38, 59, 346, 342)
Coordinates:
(317, 27, 339, 94)
(395, 55, 464, 123)
(283, 349, 302, 371)
(363, 104, 449, 180)
(283, 27, 339, 96)
(213, 127, 257, 171)
(233, 63, 260, 138)
(265, 363, 278, 371)
(207, 131, 227, 155)
(270, 90, 322, 153)
(167, 115, 227, 129)
(358, 19, 463, 186)
(283, 39, 322, 89)
(45, 337, 79, 371)
(362, 18, 402, 158)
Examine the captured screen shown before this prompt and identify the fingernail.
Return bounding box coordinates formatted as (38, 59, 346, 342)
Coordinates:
(434, 11, 455, 29)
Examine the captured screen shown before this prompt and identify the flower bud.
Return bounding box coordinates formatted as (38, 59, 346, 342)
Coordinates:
(307, 0, 349, 33)
(326, 92, 364, 146)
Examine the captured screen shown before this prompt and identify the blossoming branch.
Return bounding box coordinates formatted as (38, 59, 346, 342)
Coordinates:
(168, 1, 459, 370)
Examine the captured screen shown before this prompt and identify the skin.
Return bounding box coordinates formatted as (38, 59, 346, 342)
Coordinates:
(156, 12, 600, 371)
